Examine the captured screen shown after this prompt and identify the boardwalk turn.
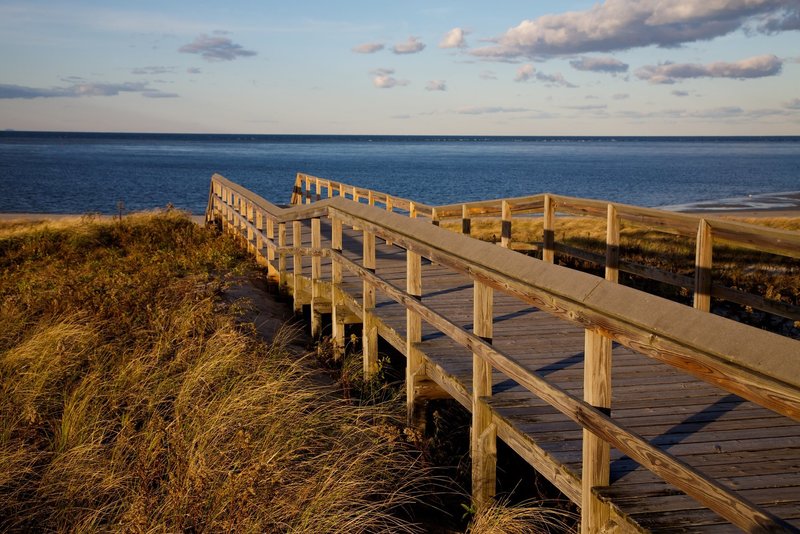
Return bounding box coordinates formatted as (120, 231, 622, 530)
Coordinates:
(207, 173, 800, 533)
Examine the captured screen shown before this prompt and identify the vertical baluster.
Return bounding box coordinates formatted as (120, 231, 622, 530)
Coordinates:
(292, 220, 303, 313)
(543, 194, 555, 263)
(605, 204, 620, 283)
(471, 280, 495, 510)
(694, 219, 712, 312)
(501, 200, 512, 248)
(362, 229, 377, 376)
(462, 204, 471, 235)
(331, 217, 345, 357)
(406, 241, 422, 426)
(310, 218, 322, 337)
(278, 222, 287, 289)
(581, 329, 612, 533)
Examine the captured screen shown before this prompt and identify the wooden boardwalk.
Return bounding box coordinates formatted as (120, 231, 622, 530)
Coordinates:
(207, 174, 800, 533)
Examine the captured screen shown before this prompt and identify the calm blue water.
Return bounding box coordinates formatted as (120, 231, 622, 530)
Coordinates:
(1, 132, 799, 214)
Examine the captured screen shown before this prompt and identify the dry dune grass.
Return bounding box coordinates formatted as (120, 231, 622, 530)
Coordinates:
(0, 211, 448, 533)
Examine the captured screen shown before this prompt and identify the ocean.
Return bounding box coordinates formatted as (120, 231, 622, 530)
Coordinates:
(1, 132, 799, 215)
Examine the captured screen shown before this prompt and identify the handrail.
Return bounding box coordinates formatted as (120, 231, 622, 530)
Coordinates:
(291, 172, 436, 218)
(290, 173, 800, 322)
(207, 173, 800, 532)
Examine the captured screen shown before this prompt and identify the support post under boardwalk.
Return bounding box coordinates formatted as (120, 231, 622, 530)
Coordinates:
(292, 220, 303, 313)
(278, 222, 287, 289)
(362, 229, 378, 376)
(605, 204, 620, 283)
(472, 280, 495, 510)
(330, 218, 345, 357)
(310, 217, 322, 338)
(406, 244, 423, 426)
(581, 328, 612, 534)
(694, 219, 712, 312)
(543, 194, 555, 263)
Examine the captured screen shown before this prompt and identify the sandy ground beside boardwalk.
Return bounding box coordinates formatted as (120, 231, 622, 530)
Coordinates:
(0, 213, 207, 225)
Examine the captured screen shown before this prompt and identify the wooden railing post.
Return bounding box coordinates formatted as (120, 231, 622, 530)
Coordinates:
(368, 190, 375, 207)
(501, 200, 511, 248)
(305, 176, 312, 204)
(338, 183, 345, 198)
(266, 217, 275, 271)
(362, 229, 378, 376)
(406, 242, 423, 426)
(291, 174, 302, 205)
(237, 195, 245, 242)
(605, 204, 620, 283)
(472, 280, 495, 510)
(246, 201, 255, 255)
(331, 217, 345, 357)
(292, 220, 303, 313)
(431, 207, 440, 227)
(315, 177, 322, 202)
(462, 204, 471, 236)
(353, 188, 361, 230)
(543, 194, 555, 263)
(385, 195, 394, 246)
(694, 219, 713, 312)
(327, 180, 333, 198)
(254, 209, 264, 263)
(581, 329, 612, 534)
(311, 217, 322, 338)
(220, 188, 229, 231)
(278, 222, 287, 289)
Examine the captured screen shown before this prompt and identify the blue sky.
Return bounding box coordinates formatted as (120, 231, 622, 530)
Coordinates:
(1, 0, 799, 134)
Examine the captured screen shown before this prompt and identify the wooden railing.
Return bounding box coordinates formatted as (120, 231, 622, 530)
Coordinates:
(290, 173, 800, 323)
(208, 173, 800, 533)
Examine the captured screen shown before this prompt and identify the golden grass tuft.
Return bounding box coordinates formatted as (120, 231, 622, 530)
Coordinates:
(467, 498, 577, 534)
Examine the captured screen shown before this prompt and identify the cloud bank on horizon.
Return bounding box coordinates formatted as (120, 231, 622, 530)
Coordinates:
(0, 0, 798, 134)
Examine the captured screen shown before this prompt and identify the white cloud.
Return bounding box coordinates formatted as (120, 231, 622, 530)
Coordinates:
(570, 56, 628, 73)
(371, 68, 409, 89)
(352, 42, 385, 54)
(470, 0, 798, 59)
(612, 93, 630, 99)
(456, 106, 529, 115)
(440, 27, 468, 49)
(672, 89, 690, 97)
(0, 81, 177, 99)
(131, 66, 176, 75)
(479, 70, 497, 80)
(187, 67, 202, 74)
(426, 80, 447, 91)
(636, 54, 782, 84)
(785, 98, 800, 109)
(179, 34, 257, 62)
(393, 36, 426, 54)
(514, 64, 576, 87)
(514, 64, 536, 82)
(536, 71, 577, 87)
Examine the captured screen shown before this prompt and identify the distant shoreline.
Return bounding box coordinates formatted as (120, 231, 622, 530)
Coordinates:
(1, 208, 798, 224)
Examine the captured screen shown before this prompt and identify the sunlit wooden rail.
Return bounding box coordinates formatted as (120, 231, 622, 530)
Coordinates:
(207, 172, 800, 533)
(292, 173, 800, 322)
